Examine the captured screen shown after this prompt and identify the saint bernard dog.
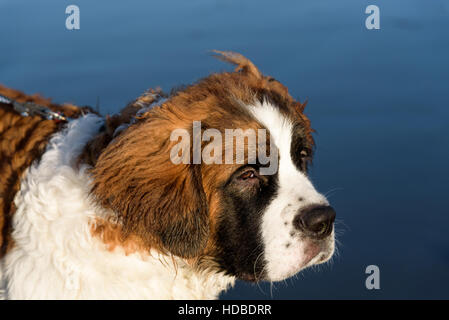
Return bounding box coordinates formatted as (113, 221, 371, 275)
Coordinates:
(0, 51, 336, 299)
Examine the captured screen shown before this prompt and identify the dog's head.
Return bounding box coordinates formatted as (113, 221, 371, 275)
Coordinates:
(91, 51, 335, 282)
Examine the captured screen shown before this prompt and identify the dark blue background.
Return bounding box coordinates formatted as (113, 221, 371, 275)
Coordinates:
(1, 0, 448, 299)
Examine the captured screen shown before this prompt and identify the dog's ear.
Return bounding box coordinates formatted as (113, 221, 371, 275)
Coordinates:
(212, 50, 262, 79)
(91, 119, 209, 258)
(212, 50, 295, 100)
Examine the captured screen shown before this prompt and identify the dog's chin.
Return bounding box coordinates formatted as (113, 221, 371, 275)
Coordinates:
(231, 234, 335, 283)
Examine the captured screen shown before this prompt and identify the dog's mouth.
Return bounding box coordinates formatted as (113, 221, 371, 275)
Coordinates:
(300, 239, 334, 268)
(266, 243, 328, 282)
(300, 241, 323, 267)
(272, 236, 335, 282)
(235, 236, 335, 283)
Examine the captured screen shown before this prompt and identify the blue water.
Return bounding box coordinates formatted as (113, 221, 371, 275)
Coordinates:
(1, 0, 448, 299)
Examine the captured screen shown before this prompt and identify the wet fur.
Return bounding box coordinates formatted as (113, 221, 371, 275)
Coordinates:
(0, 52, 325, 299)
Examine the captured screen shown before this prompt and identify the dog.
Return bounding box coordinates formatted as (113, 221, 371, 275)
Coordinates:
(0, 51, 336, 299)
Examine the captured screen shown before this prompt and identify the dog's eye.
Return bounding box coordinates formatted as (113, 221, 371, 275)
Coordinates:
(238, 169, 258, 180)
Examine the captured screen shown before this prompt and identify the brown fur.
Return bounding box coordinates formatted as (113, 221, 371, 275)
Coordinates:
(0, 85, 94, 258)
(90, 218, 148, 255)
(77, 88, 167, 167)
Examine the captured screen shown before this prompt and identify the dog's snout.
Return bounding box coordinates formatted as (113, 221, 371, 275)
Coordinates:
(293, 205, 336, 239)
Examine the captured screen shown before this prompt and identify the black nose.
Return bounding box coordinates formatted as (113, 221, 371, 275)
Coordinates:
(293, 205, 336, 239)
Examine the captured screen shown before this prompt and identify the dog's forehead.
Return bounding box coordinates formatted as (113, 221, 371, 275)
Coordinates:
(200, 92, 311, 151)
(190, 73, 305, 123)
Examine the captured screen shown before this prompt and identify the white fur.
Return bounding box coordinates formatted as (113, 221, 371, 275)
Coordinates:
(0, 258, 5, 300)
(246, 100, 334, 281)
(1, 115, 234, 299)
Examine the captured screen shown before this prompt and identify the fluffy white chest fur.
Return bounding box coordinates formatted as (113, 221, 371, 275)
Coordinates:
(0, 115, 234, 299)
